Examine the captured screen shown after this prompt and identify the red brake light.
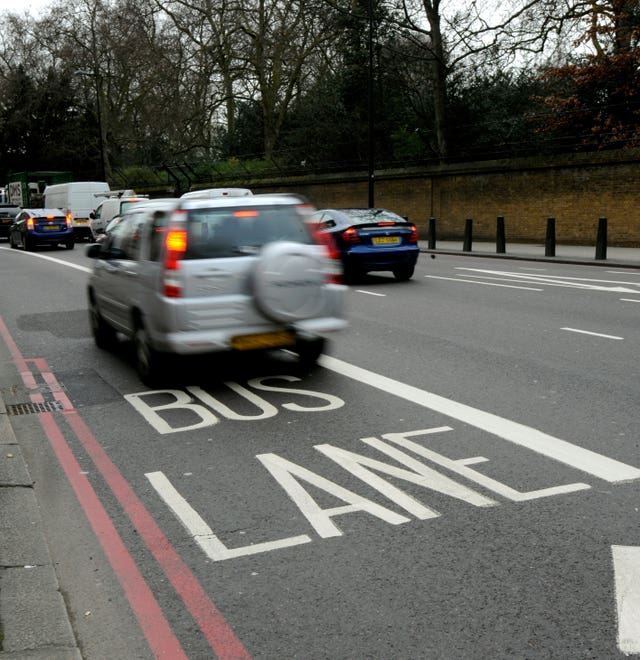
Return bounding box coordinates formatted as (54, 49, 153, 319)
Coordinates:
(233, 210, 259, 218)
(377, 221, 395, 226)
(309, 223, 343, 284)
(408, 224, 418, 244)
(341, 227, 360, 243)
(163, 228, 188, 297)
(27, 217, 34, 229)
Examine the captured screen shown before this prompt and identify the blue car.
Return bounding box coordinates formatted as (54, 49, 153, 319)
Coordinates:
(312, 208, 419, 281)
(9, 208, 75, 251)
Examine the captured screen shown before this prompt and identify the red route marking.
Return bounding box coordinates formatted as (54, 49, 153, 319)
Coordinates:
(0, 315, 251, 660)
(37, 410, 188, 659)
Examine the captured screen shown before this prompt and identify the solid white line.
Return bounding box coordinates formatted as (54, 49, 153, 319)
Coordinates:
(318, 355, 640, 483)
(620, 298, 640, 303)
(612, 545, 640, 654)
(356, 290, 386, 297)
(561, 327, 624, 340)
(425, 275, 542, 291)
(0, 246, 91, 273)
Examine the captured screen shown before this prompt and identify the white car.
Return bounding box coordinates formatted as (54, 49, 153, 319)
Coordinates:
(86, 194, 347, 385)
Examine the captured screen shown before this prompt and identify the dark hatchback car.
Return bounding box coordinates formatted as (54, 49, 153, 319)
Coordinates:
(312, 208, 419, 281)
(0, 204, 21, 239)
(9, 208, 75, 250)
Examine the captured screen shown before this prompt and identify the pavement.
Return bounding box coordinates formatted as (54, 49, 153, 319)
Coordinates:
(1, 239, 639, 659)
(419, 239, 640, 267)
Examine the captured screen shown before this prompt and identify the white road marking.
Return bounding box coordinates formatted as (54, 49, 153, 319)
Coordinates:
(0, 246, 91, 273)
(620, 298, 640, 304)
(425, 275, 542, 291)
(318, 355, 640, 483)
(145, 471, 312, 559)
(356, 290, 386, 297)
(456, 268, 640, 293)
(561, 327, 624, 340)
(612, 545, 640, 655)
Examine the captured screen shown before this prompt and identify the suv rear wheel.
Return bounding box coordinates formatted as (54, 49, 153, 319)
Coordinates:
(134, 321, 165, 387)
(296, 337, 325, 369)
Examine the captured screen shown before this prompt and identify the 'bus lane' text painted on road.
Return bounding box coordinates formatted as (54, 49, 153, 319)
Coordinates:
(145, 426, 637, 562)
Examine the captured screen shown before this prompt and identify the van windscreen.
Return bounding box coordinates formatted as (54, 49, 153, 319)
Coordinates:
(184, 205, 312, 259)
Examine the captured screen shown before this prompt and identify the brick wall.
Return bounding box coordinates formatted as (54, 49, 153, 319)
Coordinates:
(248, 149, 640, 247)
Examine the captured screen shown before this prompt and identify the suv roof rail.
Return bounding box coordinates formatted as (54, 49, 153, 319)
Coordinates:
(180, 187, 253, 199)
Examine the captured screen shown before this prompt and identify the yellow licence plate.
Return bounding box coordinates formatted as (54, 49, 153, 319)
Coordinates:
(75, 219, 88, 225)
(230, 330, 295, 351)
(373, 236, 400, 245)
(43, 225, 60, 231)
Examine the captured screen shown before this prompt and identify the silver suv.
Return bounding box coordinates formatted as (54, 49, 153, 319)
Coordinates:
(86, 194, 347, 385)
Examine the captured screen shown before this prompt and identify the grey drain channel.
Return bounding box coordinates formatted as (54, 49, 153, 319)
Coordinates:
(6, 401, 66, 416)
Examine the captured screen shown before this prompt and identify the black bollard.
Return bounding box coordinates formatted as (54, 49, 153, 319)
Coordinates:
(595, 216, 607, 260)
(428, 217, 436, 249)
(496, 216, 506, 254)
(463, 218, 473, 252)
(545, 217, 556, 257)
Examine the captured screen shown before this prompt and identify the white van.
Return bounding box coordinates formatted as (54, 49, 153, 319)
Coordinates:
(89, 190, 149, 237)
(43, 181, 110, 241)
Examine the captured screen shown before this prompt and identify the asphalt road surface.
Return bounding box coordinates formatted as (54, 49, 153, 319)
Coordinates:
(1, 242, 639, 659)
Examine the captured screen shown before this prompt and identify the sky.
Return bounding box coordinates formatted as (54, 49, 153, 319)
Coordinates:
(0, 0, 51, 15)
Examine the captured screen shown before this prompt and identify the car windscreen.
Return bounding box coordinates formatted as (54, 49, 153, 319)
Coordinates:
(342, 209, 406, 225)
(185, 205, 313, 259)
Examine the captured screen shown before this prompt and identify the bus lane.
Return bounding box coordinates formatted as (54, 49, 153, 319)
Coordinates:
(88, 355, 640, 658)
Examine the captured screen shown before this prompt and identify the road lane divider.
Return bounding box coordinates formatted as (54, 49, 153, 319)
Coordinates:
(561, 327, 624, 340)
(612, 545, 640, 655)
(318, 355, 640, 483)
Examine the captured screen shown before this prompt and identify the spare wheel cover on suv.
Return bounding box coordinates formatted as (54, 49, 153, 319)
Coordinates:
(253, 241, 326, 322)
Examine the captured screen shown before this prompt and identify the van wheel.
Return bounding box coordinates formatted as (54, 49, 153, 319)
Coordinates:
(89, 300, 117, 350)
(134, 322, 164, 387)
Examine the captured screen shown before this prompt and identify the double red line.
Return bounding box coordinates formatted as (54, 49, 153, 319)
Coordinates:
(0, 316, 250, 659)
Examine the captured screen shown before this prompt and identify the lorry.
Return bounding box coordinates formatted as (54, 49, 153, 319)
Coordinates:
(43, 181, 110, 241)
(7, 171, 73, 208)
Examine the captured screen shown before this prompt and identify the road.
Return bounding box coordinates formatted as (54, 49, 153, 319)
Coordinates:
(1, 243, 639, 659)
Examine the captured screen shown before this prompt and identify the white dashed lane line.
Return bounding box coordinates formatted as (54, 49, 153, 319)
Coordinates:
(355, 290, 386, 297)
(561, 327, 624, 340)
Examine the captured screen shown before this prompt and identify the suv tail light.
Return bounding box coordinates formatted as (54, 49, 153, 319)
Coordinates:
(310, 223, 343, 284)
(408, 224, 418, 244)
(163, 224, 188, 298)
(65, 212, 73, 228)
(27, 217, 35, 229)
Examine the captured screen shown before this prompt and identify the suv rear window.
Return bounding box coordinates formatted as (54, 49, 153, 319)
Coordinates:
(184, 205, 313, 259)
